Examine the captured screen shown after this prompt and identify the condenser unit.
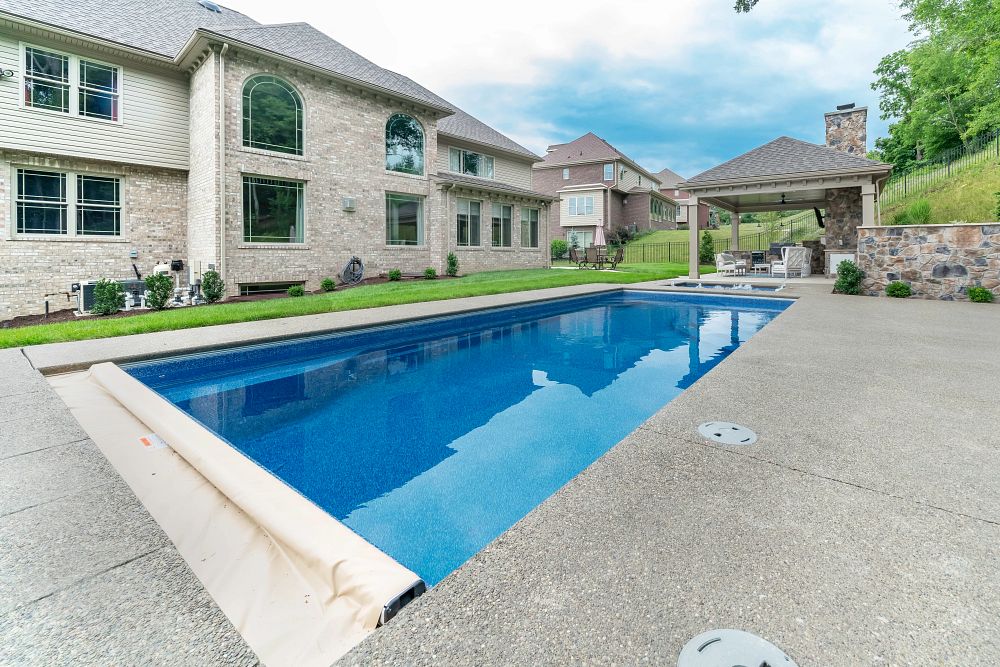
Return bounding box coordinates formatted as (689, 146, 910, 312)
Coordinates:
(74, 279, 146, 314)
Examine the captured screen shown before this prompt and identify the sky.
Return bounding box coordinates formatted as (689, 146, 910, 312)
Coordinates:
(223, 0, 914, 177)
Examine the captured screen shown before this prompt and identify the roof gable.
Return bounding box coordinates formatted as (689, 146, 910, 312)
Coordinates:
(538, 132, 622, 166)
(437, 108, 540, 161)
(684, 136, 891, 186)
(655, 168, 685, 188)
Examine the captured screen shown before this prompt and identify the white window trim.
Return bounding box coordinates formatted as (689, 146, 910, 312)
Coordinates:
(10, 165, 126, 240)
(241, 174, 307, 246)
(449, 147, 495, 180)
(567, 195, 595, 216)
(491, 202, 513, 248)
(456, 197, 483, 247)
(19, 42, 124, 125)
(384, 191, 426, 247)
(562, 167, 570, 180)
(603, 163, 614, 181)
(520, 206, 540, 248)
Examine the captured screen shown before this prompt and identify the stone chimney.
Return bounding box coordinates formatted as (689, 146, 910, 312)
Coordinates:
(825, 103, 867, 155)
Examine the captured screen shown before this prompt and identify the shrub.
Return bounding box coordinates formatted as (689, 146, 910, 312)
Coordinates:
(424, 267, 437, 280)
(550, 239, 568, 260)
(994, 191, 1000, 221)
(886, 281, 912, 298)
(610, 226, 634, 245)
(91, 279, 126, 315)
(889, 199, 932, 226)
(834, 260, 864, 295)
(446, 252, 459, 277)
(201, 270, 224, 303)
(388, 268, 402, 281)
(320, 277, 336, 292)
(144, 273, 174, 310)
(967, 286, 994, 303)
(698, 230, 715, 265)
(890, 210, 910, 226)
(287, 284, 305, 297)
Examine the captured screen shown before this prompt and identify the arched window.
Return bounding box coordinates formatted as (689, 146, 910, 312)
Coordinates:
(385, 114, 424, 175)
(242, 75, 303, 155)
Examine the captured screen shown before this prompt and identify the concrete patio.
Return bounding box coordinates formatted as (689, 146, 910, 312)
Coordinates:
(2, 281, 998, 665)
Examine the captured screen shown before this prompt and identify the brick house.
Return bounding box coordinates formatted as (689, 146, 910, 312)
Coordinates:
(533, 133, 677, 251)
(655, 168, 710, 229)
(0, 0, 553, 319)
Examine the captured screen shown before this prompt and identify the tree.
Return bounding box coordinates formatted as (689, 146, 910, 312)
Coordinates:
(699, 230, 715, 265)
(734, 0, 760, 11)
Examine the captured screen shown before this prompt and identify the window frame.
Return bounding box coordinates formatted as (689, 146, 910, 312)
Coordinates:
(567, 195, 595, 216)
(241, 175, 306, 245)
(491, 203, 512, 248)
(385, 113, 425, 176)
(20, 43, 123, 124)
(12, 166, 124, 239)
(385, 192, 425, 246)
(562, 167, 570, 180)
(449, 147, 495, 179)
(456, 197, 482, 247)
(241, 74, 305, 156)
(520, 207, 539, 248)
(603, 163, 613, 181)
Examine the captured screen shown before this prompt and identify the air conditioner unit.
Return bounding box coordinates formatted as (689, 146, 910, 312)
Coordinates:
(75, 279, 146, 314)
(342, 196, 357, 212)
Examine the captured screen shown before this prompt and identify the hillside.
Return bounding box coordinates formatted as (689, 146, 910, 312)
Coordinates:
(882, 158, 1000, 224)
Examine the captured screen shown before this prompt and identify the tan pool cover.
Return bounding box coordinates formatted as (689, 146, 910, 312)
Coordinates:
(49, 363, 422, 667)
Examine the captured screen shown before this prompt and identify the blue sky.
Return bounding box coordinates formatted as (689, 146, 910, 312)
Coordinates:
(227, 0, 914, 177)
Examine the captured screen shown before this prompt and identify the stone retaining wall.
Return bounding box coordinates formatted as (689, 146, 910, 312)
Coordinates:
(858, 223, 1000, 300)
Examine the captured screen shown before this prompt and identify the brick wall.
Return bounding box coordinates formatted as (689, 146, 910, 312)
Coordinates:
(442, 188, 550, 272)
(187, 52, 221, 281)
(0, 151, 188, 318)
(858, 223, 1000, 300)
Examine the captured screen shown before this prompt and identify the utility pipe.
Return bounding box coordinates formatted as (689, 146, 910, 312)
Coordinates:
(218, 43, 229, 289)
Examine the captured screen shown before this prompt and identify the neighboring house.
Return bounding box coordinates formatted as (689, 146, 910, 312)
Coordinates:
(655, 168, 710, 229)
(533, 133, 677, 250)
(0, 0, 553, 319)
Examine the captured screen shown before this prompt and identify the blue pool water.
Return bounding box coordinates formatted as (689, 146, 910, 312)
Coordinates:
(125, 291, 790, 585)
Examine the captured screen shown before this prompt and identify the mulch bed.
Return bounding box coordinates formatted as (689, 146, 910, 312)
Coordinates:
(1, 274, 457, 330)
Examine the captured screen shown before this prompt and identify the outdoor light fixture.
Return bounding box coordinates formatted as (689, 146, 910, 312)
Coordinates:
(0, 68, 14, 78)
(780, 193, 787, 205)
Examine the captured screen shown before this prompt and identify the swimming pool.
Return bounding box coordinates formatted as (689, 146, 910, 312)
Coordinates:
(125, 291, 790, 586)
(669, 281, 785, 292)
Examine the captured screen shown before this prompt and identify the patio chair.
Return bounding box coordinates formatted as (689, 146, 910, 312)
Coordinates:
(771, 246, 810, 278)
(715, 253, 743, 276)
(568, 247, 586, 268)
(607, 246, 625, 270)
(585, 246, 600, 269)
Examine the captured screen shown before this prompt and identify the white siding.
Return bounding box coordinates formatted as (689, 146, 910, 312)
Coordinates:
(559, 188, 604, 227)
(435, 139, 533, 189)
(0, 31, 189, 170)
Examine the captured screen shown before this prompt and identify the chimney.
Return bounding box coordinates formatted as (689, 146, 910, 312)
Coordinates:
(824, 103, 867, 155)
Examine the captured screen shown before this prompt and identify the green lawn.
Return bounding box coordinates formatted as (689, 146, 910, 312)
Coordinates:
(631, 210, 820, 246)
(883, 157, 1000, 224)
(0, 264, 712, 349)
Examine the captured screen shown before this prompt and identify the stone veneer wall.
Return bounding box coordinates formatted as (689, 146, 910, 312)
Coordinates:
(824, 187, 863, 249)
(0, 151, 188, 319)
(824, 107, 867, 156)
(858, 223, 1000, 300)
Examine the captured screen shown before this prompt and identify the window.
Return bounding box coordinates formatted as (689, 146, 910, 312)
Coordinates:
(16, 169, 66, 234)
(456, 198, 481, 246)
(385, 114, 424, 175)
(603, 163, 613, 181)
(651, 198, 670, 222)
(15, 168, 123, 237)
(566, 229, 593, 250)
(243, 176, 304, 243)
(676, 204, 683, 218)
(76, 175, 121, 235)
(386, 193, 424, 246)
(23, 45, 120, 120)
(450, 148, 494, 178)
(242, 75, 303, 155)
(562, 167, 570, 180)
(520, 207, 539, 248)
(567, 195, 594, 216)
(491, 203, 512, 247)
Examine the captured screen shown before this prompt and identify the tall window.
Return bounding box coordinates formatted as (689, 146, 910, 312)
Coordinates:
(449, 148, 494, 178)
(520, 207, 539, 248)
(386, 193, 424, 245)
(651, 198, 668, 221)
(567, 229, 593, 250)
(243, 176, 304, 243)
(242, 75, 303, 155)
(562, 167, 570, 180)
(603, 163, 613, 181)
(456, 198, 481, 246)
(23, 45, 120, 120)
(568, 196, 594, 216)
(15, 168, 122, 237)
(491, 204, 512, 247)
(385, 114, 424, 175)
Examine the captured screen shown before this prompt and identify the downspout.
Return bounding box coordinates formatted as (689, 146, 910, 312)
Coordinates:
(218, 43, 229, 288)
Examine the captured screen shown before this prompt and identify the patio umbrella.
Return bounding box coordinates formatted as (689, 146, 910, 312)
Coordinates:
(593, 224, 606, 247)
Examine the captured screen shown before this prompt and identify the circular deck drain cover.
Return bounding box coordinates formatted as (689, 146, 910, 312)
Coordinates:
(697, 422, 758, 446)
(678, 629, 797, 667)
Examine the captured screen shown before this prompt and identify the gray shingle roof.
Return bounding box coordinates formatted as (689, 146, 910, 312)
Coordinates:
(434, 172, 554, 201)
(538, 132, 622, 166)
(208, 23, 451, 111)
(654, 168, 685, 188)
(437, 108, 540, 161)
(0, 0, 258, 58)
(683, 136, 891, 186)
